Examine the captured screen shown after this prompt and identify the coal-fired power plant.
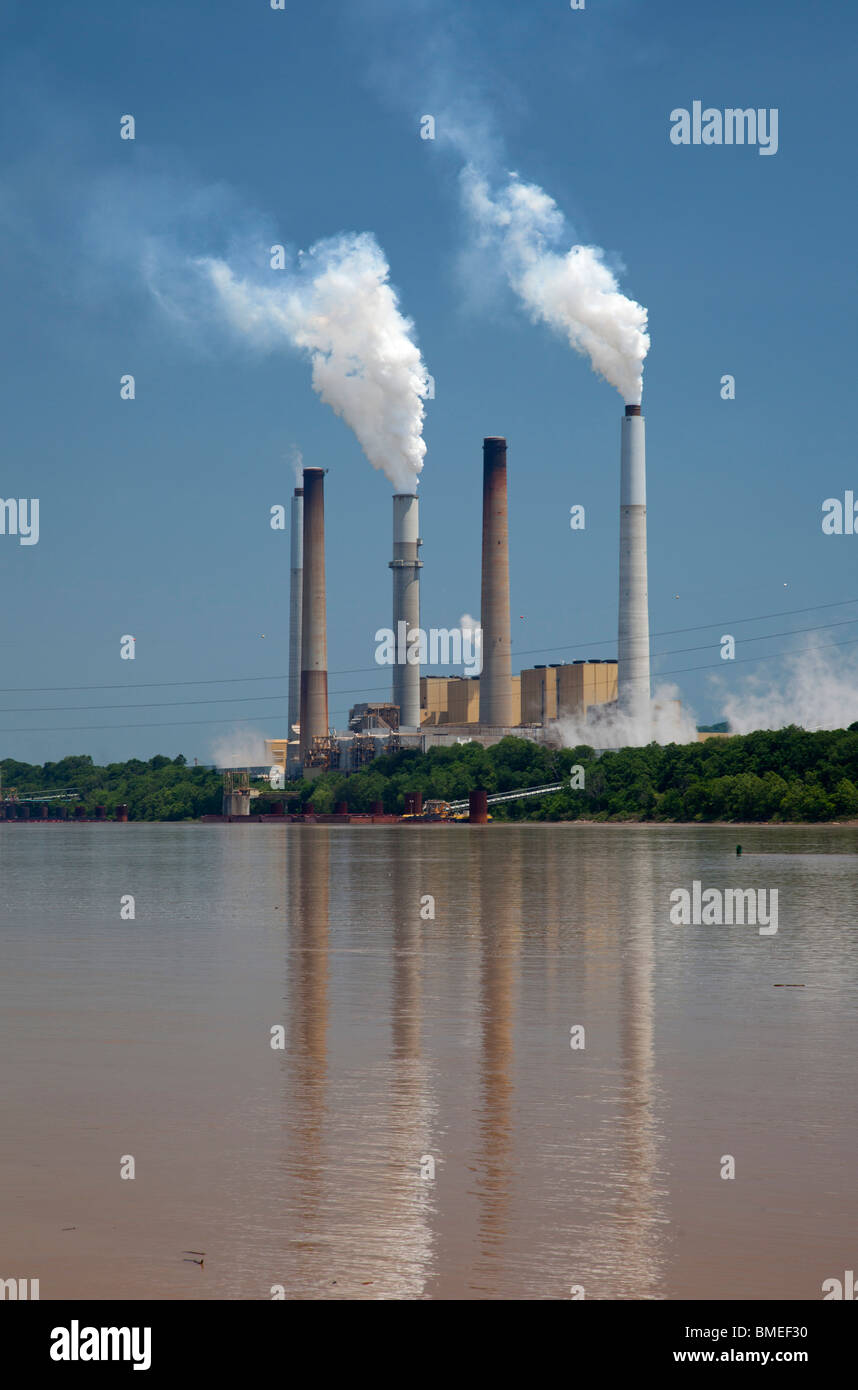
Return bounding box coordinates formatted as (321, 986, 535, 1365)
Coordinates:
(272, 415, 658, 780)
(288, 485, 303, 735)
(479, 437, 514, 728)
(390, 493, 422, 731)
(299, 467, 329, 762)
(618, 404, 652, 730)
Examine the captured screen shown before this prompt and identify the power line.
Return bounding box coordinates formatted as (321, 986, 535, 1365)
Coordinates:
(512, 598, 858, 659)
(659, 633, 858, 677)
(0, 597, 856, 694)
(3, 632, 858, 735)
(653, 615, 858, 662)
(0, 712, 289, 735)
(0, 691, 290, 715)
(2, 615, 857, 716)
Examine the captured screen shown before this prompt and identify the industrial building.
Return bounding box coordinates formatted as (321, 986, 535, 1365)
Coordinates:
(420, 675, 521, 728)
(348, 702, 400, 734)
(520, 661, 619, 725)
(267, 411, 659, 780)
(416, 664, 617, 731)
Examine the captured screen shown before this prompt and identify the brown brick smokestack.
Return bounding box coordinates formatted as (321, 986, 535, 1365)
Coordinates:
(479, 437, 513, 727)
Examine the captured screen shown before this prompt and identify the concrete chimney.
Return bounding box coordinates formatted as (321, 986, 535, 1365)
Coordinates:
(618, 405, 651, 734)
(390, 493, 422, 730)
(480, 437, 513, 728)
(299, 468, 328, 762)
(288, 486, 303, 735)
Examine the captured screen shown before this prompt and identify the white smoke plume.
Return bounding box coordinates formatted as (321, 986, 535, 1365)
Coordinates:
(554, 683, 698, 750)
(198, 233, 429, 492)
(461, 167, 650, 405)
(459, 612, 479, 633)
(290, 445, 304, 486)
(720, 648, 858, 734)
(211, 729, 270, 768)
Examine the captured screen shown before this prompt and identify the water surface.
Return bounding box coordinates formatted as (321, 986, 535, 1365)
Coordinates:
(0, 822, 855, 1300)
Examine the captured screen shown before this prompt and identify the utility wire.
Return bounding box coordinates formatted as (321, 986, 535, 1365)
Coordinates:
(0, 597, 856, 694)
(2, 614, 857, 715)
(3, 632, 858, 734)
(659, 633, 858, 678)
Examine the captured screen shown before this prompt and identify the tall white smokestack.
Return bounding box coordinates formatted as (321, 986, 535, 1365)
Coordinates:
(391, 494, 422, 730)
(288, 486, 303, 735)
(618, 404, 651, 734)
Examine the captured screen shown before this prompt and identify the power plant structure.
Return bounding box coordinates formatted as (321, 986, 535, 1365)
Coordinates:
(275, 418, 662, 779)
(390, 493, 422, 731)
(288, 486, 303, 736)
(298, 467, 330, 769)
(618, 404, 651, 730)
(479, 437, 514, 728)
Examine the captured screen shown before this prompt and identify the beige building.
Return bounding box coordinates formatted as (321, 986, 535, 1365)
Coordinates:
(420, 676, 452, 726)
(265, 739, 294, 770)
(521, 661, 618, 725)
(557, 661, 617, 718)
(521, 667, 558, 724)
(419, 675, 521, 727)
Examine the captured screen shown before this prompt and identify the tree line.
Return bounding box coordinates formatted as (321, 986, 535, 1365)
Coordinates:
(4, 725, 858, 822)
(288, 724, 858, 823)
(0, 754, 222, 821)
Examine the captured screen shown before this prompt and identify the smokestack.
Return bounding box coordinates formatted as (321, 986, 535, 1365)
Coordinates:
(618, 404, 651, 731)
(299, 468, 328, 762)
(390, 494, 422, 730)
(288, 486, 303, 734)
(480, 437, 513, 728)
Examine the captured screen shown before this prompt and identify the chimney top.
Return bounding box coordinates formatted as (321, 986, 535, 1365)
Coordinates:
(625, 404, 642, 417)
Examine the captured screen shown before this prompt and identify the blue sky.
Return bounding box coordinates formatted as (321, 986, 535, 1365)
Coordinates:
(0, 0, 856, 764)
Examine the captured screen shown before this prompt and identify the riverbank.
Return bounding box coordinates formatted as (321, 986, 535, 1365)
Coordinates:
(4, 725, 858, 824)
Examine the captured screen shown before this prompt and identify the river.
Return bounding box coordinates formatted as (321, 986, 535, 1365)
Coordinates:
(0, 822, 854, 1300)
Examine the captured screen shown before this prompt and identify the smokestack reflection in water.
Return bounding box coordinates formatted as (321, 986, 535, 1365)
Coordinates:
(283, 828, 330, 1278)
(473, 832, 522, 1276)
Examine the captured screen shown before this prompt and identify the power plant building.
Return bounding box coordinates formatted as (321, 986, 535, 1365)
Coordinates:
(420, 675, 521, 728)
(348, 702, 400, 734)
(419, 665, 616, 730)
(520, 661, 618, 725)
(276, 413, 654, 778)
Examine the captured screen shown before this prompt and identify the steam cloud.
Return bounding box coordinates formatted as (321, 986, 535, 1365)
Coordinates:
(289, 445, 304, 487)
(199, 233, 430, 492)
(555, 684, 698, 751)
(461, 168, 650, 405)
(211, 729, 270, 768)
(720, 648, 858, 734)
